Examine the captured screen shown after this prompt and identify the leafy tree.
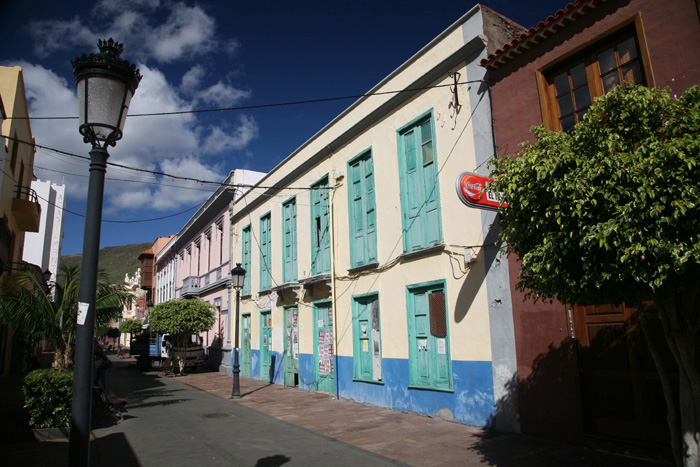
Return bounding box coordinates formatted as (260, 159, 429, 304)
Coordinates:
(148, 299, 215, 374)
(489, 85, 700, 467)
(0, 263, 133, 368)
(119, 318, 143, 337)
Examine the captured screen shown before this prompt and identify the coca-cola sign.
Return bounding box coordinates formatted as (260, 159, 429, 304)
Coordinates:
(456, 172, 509, 211)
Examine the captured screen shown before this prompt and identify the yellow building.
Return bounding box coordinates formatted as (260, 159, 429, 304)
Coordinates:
(229, 5, 522, 430)
(0, 66, 40, 375)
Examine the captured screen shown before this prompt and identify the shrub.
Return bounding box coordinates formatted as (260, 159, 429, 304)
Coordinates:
(23, 368, 73, 428)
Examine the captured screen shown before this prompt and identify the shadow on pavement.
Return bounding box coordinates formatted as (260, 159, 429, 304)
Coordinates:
(255, 454, 291, 466)
(92, 432, 140, 467)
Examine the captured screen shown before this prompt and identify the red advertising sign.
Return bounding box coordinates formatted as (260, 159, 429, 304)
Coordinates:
(456, 172, 509, 211)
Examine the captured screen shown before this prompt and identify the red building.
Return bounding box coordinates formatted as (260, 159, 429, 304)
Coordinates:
(481, 0, 700, 448)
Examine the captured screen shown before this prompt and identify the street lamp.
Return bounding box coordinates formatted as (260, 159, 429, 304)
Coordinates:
(69, 38, 141, 466)
(231, 263, 246, 398)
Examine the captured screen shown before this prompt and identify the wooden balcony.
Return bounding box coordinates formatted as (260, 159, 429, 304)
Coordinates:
(12, 186, 41, 232)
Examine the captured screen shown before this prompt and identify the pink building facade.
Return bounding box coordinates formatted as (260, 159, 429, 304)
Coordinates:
(154, 170, 264, 372)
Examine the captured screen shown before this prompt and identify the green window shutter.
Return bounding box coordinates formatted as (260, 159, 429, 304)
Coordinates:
(242, 225, 251, 295)
(398, 112, 442, 252)
(347, 152, 378, 267)
(283, 198, 297, 282)
(311, 177, 330, 275)
(260, 214, 271, 290)
(364, 156, 377, 264)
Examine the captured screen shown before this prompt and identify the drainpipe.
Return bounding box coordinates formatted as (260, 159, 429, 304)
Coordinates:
(329, 146, 340, 400)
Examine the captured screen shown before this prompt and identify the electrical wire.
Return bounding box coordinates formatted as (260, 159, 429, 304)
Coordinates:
(0, 164, 204, 223)
(8, 81, 485, 120)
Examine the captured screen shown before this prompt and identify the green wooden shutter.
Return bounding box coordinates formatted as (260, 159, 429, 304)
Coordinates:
(398, 113, 442, 252)
(403, 129, 424, 252)
(260, 214, 271, 290)
(349, 160, 365, 266)
(364, 156, 377, 264)
(283, 199, 297, 282)
(242, 225, 251, 295)
(311, 177, 330, 274)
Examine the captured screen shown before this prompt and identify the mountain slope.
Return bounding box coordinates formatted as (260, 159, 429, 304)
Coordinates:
(60, 242, 151, 285)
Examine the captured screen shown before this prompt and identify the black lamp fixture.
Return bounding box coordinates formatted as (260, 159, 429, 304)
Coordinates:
(42, 269, 52, 284)
(230, 263, 246, 398)
(73, 38, 142, 148)
(68, 39, 141, 467)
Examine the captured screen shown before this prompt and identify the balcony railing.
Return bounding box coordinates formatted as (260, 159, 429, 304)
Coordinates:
(12, 185, 41, 232)
(181, 276, 200, 297)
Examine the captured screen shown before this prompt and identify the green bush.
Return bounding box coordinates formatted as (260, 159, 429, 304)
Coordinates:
(23, 369, 74, 428)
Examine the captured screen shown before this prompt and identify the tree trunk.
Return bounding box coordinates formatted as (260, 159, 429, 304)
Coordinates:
(653, 290, 700, 467)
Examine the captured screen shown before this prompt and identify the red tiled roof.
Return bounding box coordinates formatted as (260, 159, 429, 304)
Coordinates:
(480, 0, 606, 69)
(138, 247, 154, 259)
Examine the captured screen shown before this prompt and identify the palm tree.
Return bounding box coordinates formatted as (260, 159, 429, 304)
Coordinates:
(0, 263, 133, 369)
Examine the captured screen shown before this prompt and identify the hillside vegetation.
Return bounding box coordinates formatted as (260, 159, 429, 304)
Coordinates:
(60, 242, 150, 285)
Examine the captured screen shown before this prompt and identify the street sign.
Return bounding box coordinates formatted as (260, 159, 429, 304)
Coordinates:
(456, 172, 509, 211)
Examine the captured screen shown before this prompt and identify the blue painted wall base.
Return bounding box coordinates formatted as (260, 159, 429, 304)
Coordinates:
(236, 350, 496, 426)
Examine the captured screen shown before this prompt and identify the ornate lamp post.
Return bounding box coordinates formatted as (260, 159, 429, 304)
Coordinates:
(69, 39, 141, 466)
(230, 263, 246, 398)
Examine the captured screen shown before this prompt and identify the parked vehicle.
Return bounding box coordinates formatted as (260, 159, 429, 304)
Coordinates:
(130, 331, 204, 371)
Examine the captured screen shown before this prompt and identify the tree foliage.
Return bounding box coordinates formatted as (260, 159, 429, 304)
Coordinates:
(149, 299, 215, 336)
(149, 299, 214, 374)
(0, 263, 133, 368)
(119, 318, 143, 336)
(490, 84, 700, 306)
(489, 85, 700, 467)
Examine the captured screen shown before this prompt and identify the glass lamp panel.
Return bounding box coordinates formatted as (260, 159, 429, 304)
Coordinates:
(77, 80, 87, 127)
(118, 89, 134, 132)
(232, 270, 245, 289)
(86, 76, 128, 140)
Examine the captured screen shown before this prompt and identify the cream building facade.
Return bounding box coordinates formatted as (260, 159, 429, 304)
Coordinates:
(229, 5, 521, 430)
(0, 66, 40, 375)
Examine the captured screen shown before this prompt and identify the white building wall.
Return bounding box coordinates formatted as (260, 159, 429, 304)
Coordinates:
(22, 179, 65, 281)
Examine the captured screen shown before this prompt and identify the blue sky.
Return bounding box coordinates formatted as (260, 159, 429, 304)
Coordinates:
(1, 0, 567, 255)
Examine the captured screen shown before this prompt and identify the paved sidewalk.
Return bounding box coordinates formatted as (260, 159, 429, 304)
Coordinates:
(177, 369, 671, 467)
(1, 356, 673, 466)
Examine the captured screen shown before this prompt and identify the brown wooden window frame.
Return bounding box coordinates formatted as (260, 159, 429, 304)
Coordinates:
(536, 15, 655, 132)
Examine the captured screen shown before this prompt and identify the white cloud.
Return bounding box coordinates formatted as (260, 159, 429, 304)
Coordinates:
(146, 3, 218, 62)
(28, 17, 96, 58)
(27, 1, 238, 65)
(181, 65, 205, 91)
(196, 81, 251, 107)
(201, 116, 259, 155)
(11, 61, 257, 214)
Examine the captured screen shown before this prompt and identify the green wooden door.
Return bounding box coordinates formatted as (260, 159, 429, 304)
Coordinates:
(353, 295, 382, 382)
(284, 307, 300, 387)
(407, 283, 451, 390)
(241, 313, 251, 377)
(260, 311, 272, 382)
(314, 302, 335, 393)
